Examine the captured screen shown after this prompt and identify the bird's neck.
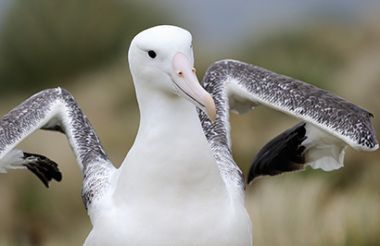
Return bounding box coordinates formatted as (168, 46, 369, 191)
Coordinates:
(114, 91, 227, 205)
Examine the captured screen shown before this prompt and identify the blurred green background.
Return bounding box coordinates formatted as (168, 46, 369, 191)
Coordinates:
(0, 0, 379, 245)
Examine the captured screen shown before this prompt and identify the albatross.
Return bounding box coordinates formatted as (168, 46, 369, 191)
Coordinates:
(0, 25, 378, 245)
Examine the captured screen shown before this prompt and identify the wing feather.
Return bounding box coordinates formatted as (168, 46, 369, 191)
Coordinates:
(205, 60, 378, 151)
(0, 88, 115, 207)
(200, 59, 378, 183)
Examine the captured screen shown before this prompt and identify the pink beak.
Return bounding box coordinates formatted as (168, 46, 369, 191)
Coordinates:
(171, 52, 216, 122)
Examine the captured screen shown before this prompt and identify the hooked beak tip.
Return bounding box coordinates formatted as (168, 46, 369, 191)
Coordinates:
(172, 52, 216, 123)
(203, 94, 216, 123)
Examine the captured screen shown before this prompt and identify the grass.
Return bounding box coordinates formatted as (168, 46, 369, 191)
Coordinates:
(247, 171, 380, 246)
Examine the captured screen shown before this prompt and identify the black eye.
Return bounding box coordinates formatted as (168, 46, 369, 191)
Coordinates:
(148, 50, 156, 58)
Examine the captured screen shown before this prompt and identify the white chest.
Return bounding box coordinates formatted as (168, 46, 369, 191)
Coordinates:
(84, 197, 252, 246)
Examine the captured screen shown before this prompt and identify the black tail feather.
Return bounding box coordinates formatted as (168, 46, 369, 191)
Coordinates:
(22, 152, 62, 187)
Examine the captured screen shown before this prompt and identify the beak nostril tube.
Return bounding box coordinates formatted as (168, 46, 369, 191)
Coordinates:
(172, 52, 216, 122)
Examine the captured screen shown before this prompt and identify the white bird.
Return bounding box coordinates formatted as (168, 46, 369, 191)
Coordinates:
(0, 25, 377, 245)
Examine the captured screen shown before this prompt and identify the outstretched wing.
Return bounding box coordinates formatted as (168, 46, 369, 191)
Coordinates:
(199, 59, 378, 184)
(0, 88, 116, 208)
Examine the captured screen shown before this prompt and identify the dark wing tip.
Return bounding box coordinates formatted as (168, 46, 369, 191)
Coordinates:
(247, 122, 307, 184)
(23, 152, 62, 188)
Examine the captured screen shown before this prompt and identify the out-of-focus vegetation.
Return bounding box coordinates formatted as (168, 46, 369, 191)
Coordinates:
(0, 1, 379, 245)
(0, 0, 167, 94)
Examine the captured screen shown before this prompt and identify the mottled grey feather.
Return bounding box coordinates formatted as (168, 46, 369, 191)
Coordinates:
(198, 64, 245, 194)
(0, 88, 115, 208)
(199, 59, 377, 187)
(202, 60, 377, 151)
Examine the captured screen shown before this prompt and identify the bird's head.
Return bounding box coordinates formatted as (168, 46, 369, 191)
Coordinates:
(128, 25, 216, 122)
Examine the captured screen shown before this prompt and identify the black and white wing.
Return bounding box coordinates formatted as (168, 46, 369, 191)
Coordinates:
(198, 60, 378, 185)
(0, 88, 115, 208)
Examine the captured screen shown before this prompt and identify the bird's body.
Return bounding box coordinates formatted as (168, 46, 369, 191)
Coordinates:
(0, 25, 377, 245)
(86, 189, 250, 246)
(85, 91, 251, 245)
